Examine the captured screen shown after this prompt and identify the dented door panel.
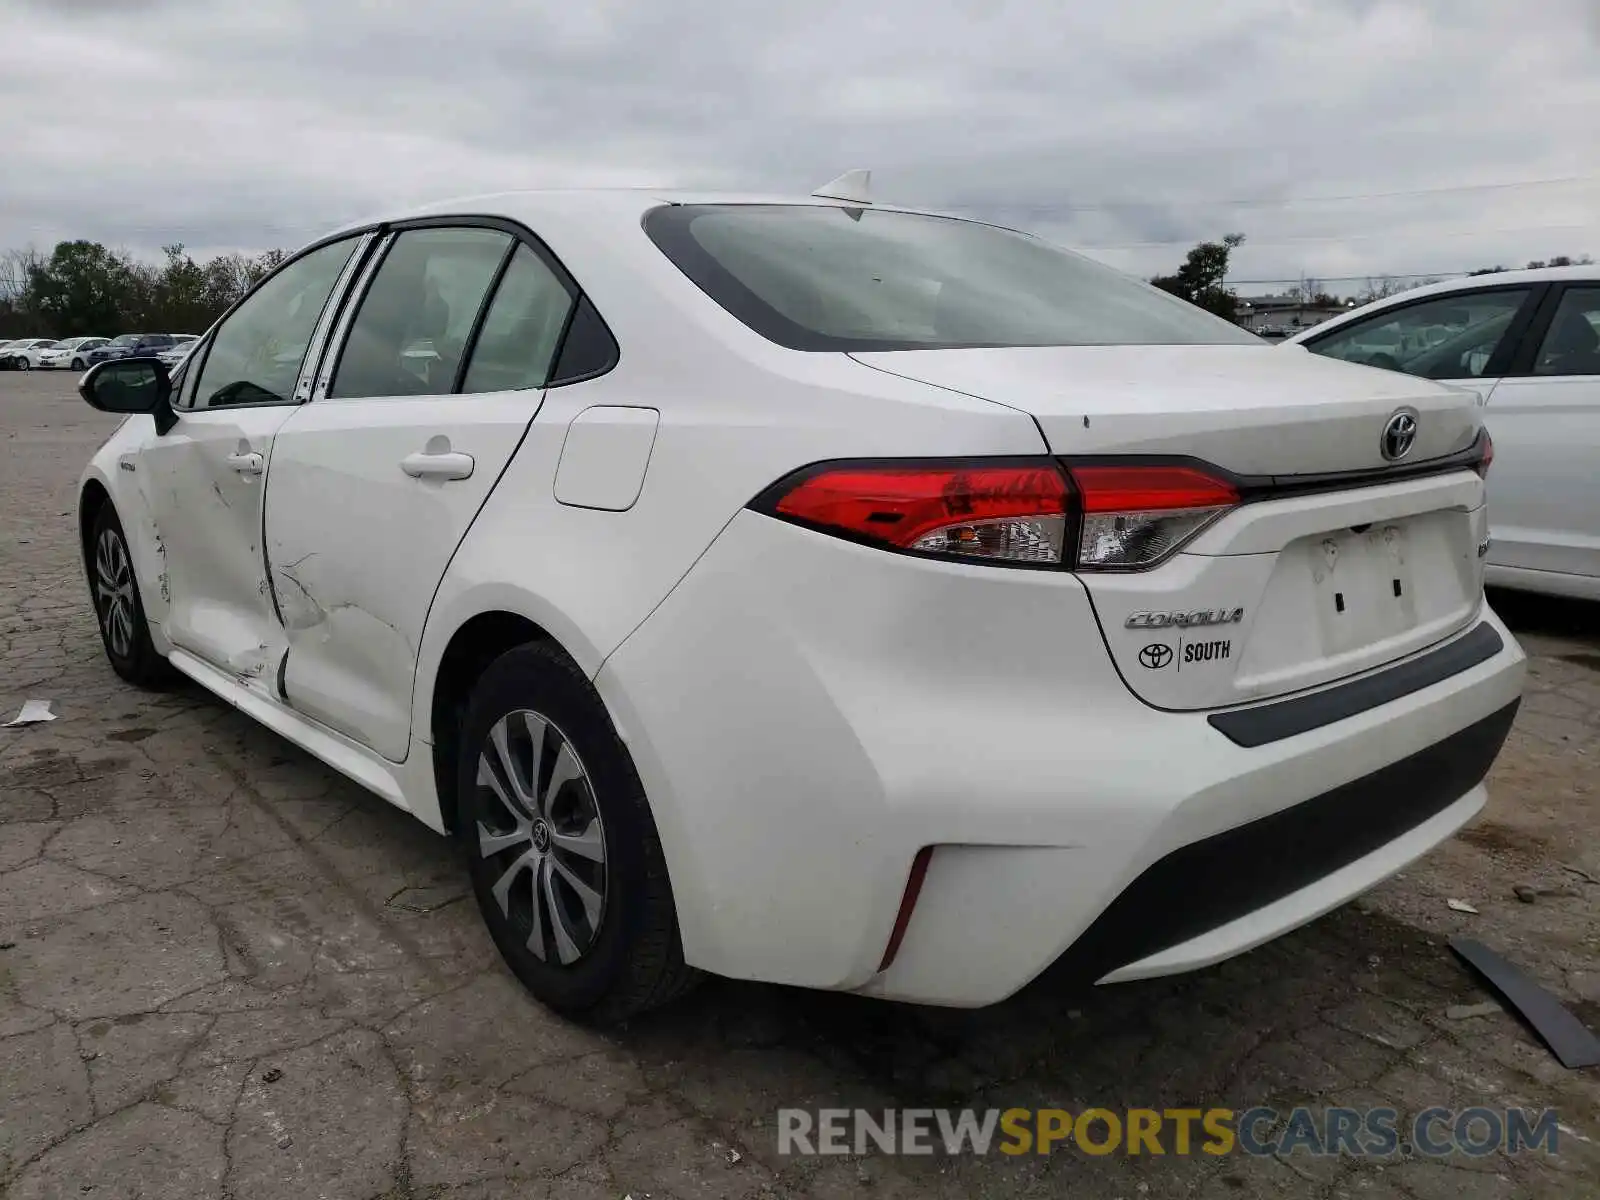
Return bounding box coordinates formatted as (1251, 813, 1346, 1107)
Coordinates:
(262, 392, 545, 762)
(136, 407, 297, 686)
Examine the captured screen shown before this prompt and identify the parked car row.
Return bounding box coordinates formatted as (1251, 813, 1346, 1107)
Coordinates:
(0, 333, 199, 371)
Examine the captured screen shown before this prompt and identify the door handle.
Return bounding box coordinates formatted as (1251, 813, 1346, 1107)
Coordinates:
(226, 451, 264, 475)
(400, 450, 475, 481)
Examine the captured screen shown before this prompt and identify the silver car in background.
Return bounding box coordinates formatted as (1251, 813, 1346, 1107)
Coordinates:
(156, 335, 201, 370)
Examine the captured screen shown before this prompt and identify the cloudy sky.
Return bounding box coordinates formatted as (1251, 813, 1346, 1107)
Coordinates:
(5, 0, 1597, 291)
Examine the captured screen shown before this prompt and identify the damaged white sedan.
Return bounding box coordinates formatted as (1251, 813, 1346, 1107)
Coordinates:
(76, 179, 1525, 1023)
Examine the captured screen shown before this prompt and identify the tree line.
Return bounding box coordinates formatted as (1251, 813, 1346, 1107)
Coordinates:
(0, 241, 288, 340)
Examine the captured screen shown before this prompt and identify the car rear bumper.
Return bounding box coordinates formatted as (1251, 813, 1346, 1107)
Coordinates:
(595, 510, 1527, 1006)
(1056, 700, 1512, 985)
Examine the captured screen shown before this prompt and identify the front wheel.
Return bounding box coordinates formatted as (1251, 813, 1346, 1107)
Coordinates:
(71, 357, 85, 371)
(458, 642, 697, 1024)
(88, 505, 176, 688)
(15, 357, 30, 371)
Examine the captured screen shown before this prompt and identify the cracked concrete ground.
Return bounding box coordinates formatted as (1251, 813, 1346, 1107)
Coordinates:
(2, 369, 1598, 1199)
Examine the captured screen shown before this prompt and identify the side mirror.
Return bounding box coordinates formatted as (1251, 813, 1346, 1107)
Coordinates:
(78, 357, 178, 435)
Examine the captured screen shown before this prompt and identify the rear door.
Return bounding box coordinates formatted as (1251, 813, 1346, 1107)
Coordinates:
(263, 220, 581, 762)
(1480, 283, 1600, 582)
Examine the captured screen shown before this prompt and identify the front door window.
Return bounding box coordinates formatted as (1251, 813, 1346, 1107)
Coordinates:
(1306, 289, 1531, 380)
(185, 237, 361, 410)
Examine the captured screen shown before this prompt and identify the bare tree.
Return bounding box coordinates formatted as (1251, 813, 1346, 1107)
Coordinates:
(1358, 275, 1408, 303)
(0, 246, 44, 303)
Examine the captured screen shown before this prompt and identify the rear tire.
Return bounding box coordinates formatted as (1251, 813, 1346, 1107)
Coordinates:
(458, 641, 697, 1024)
(88, 505, 177, 689)
(71, 357, 85, 371)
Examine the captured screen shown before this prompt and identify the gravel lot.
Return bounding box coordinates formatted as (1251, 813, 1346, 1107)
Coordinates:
(2, 368, 1598, 1199)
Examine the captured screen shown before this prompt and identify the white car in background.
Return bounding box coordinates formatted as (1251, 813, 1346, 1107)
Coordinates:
(2, 337, 58, 369)
(1286, 267, 1600, 601)
(73, 179, 1525, 1023)
(36, 336, 111, 370)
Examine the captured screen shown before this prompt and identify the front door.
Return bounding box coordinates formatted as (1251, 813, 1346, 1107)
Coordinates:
(264, 226, 580, 761)
(139, 234, 370, 684)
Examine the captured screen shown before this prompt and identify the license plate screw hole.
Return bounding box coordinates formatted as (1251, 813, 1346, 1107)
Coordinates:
(1335, 592, 1346, 614)
(1392, 579, 1403, 597)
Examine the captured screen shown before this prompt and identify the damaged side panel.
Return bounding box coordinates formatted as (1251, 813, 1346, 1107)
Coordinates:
(127, 473, 172, 626)
(270, 544, 418, 755)
(133, 409, 298, 693)
(263, 391, 548, 764)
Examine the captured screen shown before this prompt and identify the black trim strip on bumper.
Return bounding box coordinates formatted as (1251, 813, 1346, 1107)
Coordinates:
(1052, 700, 1519, 987)
(1207, 621, 1505, 749)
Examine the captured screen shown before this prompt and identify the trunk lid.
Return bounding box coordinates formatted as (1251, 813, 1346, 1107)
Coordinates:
(852, 343, 1482, 473)
(852, 344, 1491, 711)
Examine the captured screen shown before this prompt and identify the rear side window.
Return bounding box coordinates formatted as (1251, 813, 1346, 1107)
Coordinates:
(330, 227, 511, 399)
(643, 204, 1262, 352)
(460, 244, 574, 393)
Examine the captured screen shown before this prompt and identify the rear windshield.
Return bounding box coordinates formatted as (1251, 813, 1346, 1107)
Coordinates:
(643, 204, 1262, 352)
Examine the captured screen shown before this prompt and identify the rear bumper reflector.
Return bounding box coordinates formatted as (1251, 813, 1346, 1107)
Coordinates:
(1207, 621, 1504, 748)
(878, 846, 934, 972)
(1052, 700, 1518, 985)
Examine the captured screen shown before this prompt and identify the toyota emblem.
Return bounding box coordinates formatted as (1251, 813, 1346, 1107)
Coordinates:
(1381, 409, 1419, 461)
(1138, 643, 1174, 669)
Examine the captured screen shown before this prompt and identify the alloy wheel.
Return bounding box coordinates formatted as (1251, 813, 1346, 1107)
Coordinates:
(94, 527, 136, 658)
(475, 709, 609, 965)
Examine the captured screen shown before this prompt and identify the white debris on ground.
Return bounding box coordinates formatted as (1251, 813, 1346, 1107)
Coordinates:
(2, 698, 55, 726)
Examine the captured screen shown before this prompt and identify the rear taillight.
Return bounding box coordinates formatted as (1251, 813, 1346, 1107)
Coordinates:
(1475, 430, 1494, 479)
(768, 461, 1070, 565)
(1068, 464, 1239, 570)
(755, 458, 1239, 570)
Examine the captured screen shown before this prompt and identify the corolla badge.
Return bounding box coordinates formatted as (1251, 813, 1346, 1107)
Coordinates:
(1381, 408, 1419, 462)
(1125, 607, 1245, 629)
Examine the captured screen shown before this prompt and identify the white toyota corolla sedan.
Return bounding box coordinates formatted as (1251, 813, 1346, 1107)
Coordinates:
(75, 176, 1526, 1022)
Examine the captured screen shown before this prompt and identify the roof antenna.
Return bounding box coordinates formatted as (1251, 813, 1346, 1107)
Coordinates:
(812, 169, 872, 205)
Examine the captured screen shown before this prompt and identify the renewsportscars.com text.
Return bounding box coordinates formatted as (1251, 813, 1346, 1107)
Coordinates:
(776, 1106, 1562, 1158)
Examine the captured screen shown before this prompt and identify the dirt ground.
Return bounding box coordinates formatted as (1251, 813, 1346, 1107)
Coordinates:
(2, 368, 1597, 1199)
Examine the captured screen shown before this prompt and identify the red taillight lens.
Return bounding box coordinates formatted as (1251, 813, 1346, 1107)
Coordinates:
(769, 461, 1071, 565)
(1066, 464, 1239, 570)
(1475, 430, 1494, 479)
(1068, 465, 1239, 513)
(756, 458, 1240, 570)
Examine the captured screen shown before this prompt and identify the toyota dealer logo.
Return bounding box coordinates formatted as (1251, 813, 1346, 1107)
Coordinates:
(1138, 643, 1174, 669)
(1381, 409, 1419, 462)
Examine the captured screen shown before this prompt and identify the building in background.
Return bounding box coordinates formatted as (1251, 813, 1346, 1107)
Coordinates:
(1237, 293, 1354, 338)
